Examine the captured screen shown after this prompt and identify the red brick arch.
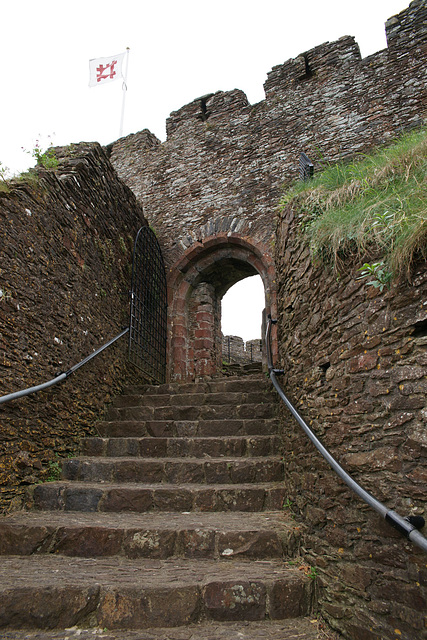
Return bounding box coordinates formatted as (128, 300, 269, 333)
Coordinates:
(166, 233, 277, 381)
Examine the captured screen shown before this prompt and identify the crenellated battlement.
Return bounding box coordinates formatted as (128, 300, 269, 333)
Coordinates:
(158, 0, 426, 140)
(264, 35, 362, 97)
(385, 0, 427, 47)
(111, 0, 426, 277)
(166, 89, 250, 138)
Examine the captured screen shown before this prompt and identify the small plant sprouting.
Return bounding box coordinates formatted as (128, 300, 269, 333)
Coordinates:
(282, 497, 296, 520)
(357, 261, 392, 292)
(288, 560, 318, 580)
(283, 497, 294, 510)
(307, 566, 319, 580)
(0, 161, 10, 192)
(46, 460, 61, 482)
(0, 161, 10, 181)
(23, 137, 58, 170)
(371, 210, 395, 232)
(119, 236, 127, 255)
(0, 286, 12, 303)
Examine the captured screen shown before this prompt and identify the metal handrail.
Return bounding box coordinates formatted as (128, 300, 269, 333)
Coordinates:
(0, 327, 129, 405)
(266, 316, 427, 553)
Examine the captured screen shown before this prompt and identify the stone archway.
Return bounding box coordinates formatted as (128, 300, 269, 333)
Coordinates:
(167, 233, 277, 381)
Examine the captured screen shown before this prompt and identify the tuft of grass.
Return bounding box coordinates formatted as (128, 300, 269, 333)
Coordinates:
(280, 127, 427, 281)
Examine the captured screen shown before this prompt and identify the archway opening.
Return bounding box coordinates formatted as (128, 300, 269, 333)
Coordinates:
(167, 235, 277, 381)
(221, 275, 264, 341)
(221, 274, 265, 366)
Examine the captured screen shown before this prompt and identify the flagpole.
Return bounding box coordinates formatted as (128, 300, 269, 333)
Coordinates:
(119, 48, 130, 138)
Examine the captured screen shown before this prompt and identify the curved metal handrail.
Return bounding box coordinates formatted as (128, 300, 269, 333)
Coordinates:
(0, 327, 129, 405)
(266, 316, 427, 553)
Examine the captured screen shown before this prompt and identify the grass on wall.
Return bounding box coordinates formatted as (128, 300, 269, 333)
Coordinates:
(280, 126, 427, 284)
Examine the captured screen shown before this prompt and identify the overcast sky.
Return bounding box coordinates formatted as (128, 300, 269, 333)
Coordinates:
(1, 0, 410, 340)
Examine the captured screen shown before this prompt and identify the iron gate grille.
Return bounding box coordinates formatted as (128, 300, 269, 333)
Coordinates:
(129, 226, 167, 383)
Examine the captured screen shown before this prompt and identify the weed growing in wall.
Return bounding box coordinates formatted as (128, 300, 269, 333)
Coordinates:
(46, 459, 61, 482)
(0, 285, 12, 302)
(357, 261, 392, 292)
(280, 126, 427, 282)
(0, 161, 10, 192)
(23, 136, 58, 170)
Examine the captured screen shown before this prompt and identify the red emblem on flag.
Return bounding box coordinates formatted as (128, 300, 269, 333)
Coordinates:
(96, 60, 118, 83)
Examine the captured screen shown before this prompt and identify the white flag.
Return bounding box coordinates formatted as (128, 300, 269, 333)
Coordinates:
(89, 52, 126, 87)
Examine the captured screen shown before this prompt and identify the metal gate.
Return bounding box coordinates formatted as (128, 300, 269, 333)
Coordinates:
(129, 226, 167, 383)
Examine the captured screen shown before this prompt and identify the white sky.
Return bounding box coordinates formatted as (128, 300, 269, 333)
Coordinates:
(0, 0, 410, 340)
(1, 0, 409, 175)
(222, 276, 265, 341)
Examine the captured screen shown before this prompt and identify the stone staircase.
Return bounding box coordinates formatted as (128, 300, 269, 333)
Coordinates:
(0, 372, 330, 640)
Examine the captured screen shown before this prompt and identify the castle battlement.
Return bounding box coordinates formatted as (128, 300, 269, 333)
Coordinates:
(148, 0, 427, 141)
(110, 0, 426, 276)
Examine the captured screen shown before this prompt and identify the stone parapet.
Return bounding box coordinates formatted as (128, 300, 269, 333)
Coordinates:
(222, 336, 262, 364)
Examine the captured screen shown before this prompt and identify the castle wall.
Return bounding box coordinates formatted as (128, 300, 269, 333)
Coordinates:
(109, 0, 426, 273)
(109, 0, 426, 381)
(275, 202, 427, 639)
(0, 144, 147, 511)
(222, 336, 262, 364)
(0, 1, 425, 633)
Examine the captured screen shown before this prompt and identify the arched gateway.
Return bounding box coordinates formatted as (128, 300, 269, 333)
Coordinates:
(167, 233, 277, 381)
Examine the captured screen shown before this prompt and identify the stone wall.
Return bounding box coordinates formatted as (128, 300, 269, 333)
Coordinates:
(0, 144, 147, 511)
(275, 202, 427, 640)
(108, 0, 427, 381)
(222, 336, 262, 364)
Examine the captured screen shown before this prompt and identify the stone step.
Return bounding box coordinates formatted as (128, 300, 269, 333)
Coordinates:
(105, 402, 278, 423)
(96, 418, 281, 438)
(222, 362, 264, 375)
(112, 390, 277, 409)
(81, 434, 283, 458)
(0, 511, 300, 560)
(62, 456, 284, 484)
(0, 618, 327, 640)
(31, 481, 286, 513)
(123, 375, 271, 397)
(0, 556, 315, 629)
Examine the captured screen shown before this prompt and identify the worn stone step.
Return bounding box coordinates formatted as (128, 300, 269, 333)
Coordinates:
(31, 481, 286, 513)
(96, 418, 281, 438)
(0, 618, 329, 640)
(112, 390, 277, 409)
(105, 402, 278, 423)
(62, 456, 284, 484)
(123, 376, 272, 397)
(0, 556, 314, 629)
(222, 362, 264, 374)
(0, 511, 300, 560)
(81, 435, 283, 458)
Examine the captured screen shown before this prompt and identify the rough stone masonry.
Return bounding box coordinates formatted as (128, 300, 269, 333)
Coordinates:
(109, 0, 426, 384)
(0, 2, 426, 640)
(107, 2, 427, 639)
